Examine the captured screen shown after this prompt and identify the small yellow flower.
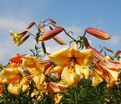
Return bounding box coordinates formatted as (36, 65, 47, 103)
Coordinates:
(9, 30, 23, 43)
(9, 30, 29, 46)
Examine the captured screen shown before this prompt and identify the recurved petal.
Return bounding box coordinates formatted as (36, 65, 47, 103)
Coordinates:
(49, 48, 71, 66)
(7, 83, 21, 95)
(106, 68, 120, 81)
(74, 64, 82, 75)
(75, 49, 92, 65)
(61, 67, 75, 87)
(9, 54, 23, 63)
(49, 82, 64, 92)
(54, 94, 63, 104)
(7, 83, 28, 95)
(99, 60, 121, 69)
(79, 49, 92, 55)
(81, 66, 90, 79)
(33, 75, 46, 90)
(92, 69, 103, 87)
(2, 68, 19, 79)
(84, 53, 94, 65)
(52, 66, 63, 73)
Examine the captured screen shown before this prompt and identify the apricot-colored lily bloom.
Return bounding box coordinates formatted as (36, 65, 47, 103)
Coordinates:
(0, 66, 29, 95)
(21, 55, 54, 91)
(92, 56, 121, 87)
(49, 46, 94, 87)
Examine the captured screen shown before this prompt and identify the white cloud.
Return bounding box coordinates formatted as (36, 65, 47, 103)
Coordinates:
(0, 17, 27, 31)
(0, 48, 7, 61)
(108, 35, 121, 45)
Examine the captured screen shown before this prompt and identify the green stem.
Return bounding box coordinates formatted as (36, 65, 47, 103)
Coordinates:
(74, 87, 78, 104)
(82, 30, 87, 38)
(27, 31, 36, 37)
(64, 29, 77, 42)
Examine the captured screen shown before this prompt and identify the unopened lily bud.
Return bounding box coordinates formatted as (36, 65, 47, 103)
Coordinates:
(86, 27, 111, 40)
(18, 31, 28, 36)
(83, 37, 90, 48)
(113, 50, 121, 58)
(83, 37, 104, 61)
(103, 47, 113, 53)
(49, 82, 64, 92)
(49, 18, 56, 24)
(88, 46, 104, 61)
(41, 41, 46, 54)
(39, 27, 64, 41)
(40, 28, 45, 33)
(49, 18, 57, 27)
(26, 21, 35, 29)
(53, 36, 66, 45)
(18, 34, 30, 46)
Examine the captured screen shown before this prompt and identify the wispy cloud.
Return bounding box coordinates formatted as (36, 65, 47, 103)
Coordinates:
(108, 35, 121, 45)
(0, 48, 8, 61)
(0, 17, 27, 31)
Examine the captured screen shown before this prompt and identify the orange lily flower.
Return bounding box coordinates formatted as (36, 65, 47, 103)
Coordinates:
(21, 55, 53, 91)
(49, 46, 94, 87)
(92, 56, 121, 87)
(9, 54, 23, 64)
(1, 66, 29, 95)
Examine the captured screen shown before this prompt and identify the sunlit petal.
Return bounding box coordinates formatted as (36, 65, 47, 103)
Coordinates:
(49, 48, 71, 65)
(61, 67, 75, 87)
(92, 70, 103, 87)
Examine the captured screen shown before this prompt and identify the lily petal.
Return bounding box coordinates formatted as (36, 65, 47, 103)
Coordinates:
(61, 67, 75, 87)
(92, 69, 103, 87)
(49, 48, 71, 66)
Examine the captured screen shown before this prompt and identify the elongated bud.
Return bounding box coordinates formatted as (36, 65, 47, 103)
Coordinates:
(40, 28, 45, 33)
(53, 36, 66, 45)
(18, 34, 30, 46)
(89, 46, 104, 61)
(113, 50, 121, 58)
(49, 82, 64, 92)
(83, 37, 104, 60)
(44, 62, 52, 72)
(83, 37, 90, 48)
(26, 21, 35, 29)
(103, 47, 113, 53)
(86, 27, 111, 40)
(41, 41, 46, 54)
(99, 60, 121, 69)
(49, 18, 56, 24)
(39, 27, 64, 41)
(49, 18, 57, 27)
(18, 31, 28, 36)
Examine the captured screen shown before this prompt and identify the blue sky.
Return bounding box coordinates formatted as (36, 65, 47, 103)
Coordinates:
(0, 0, 121, 65)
